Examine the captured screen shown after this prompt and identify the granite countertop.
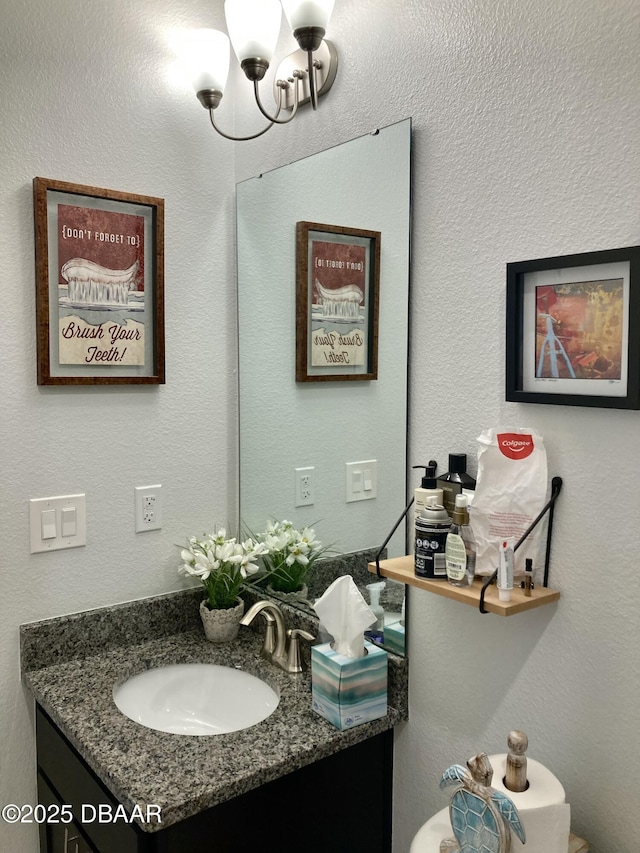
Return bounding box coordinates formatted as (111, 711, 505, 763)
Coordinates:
(20, 588, 408, 833)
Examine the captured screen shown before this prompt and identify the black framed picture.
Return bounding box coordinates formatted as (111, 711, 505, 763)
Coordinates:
(506, 246, 640, 409)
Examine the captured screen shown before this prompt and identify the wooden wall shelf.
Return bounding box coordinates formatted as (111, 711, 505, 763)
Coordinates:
(368, 556, 560, 616)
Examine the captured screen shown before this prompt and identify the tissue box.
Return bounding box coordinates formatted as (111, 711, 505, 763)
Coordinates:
(382, 621, 405, 655)
(311, 641, 387, 730)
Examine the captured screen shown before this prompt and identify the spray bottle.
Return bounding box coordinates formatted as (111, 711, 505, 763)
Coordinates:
(365, 581, 386, 643)
(445, 493, 476, 588)
(415, 496, 452, 580)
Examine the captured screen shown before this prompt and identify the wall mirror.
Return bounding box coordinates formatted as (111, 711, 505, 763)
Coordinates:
(237, 118, 412, 655)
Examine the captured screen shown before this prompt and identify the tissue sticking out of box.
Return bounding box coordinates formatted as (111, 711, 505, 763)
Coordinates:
(313, 575, 375, 657)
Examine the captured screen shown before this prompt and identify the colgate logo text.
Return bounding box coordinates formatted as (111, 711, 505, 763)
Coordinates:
(498, 433, 534, 460)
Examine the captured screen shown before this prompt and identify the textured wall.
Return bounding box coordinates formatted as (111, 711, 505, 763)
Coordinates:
(2, 1, 640, 852)
(0, 2, 236, 850)
(238, 1, 640, 851)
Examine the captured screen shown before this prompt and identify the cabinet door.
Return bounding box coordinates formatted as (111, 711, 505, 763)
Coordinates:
(37, 774, 95, 853)
(36, 708, 144, 853)
(60, 827, 94, 853)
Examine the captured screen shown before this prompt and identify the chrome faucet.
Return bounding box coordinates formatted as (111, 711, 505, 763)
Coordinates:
(240, 600, 314, 674)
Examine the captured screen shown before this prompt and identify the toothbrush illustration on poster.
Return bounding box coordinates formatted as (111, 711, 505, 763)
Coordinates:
(310, 239, 366, 367)
(57, 204, 146, 366)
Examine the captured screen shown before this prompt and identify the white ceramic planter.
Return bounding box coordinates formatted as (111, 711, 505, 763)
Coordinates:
(199, 598, 245, 643)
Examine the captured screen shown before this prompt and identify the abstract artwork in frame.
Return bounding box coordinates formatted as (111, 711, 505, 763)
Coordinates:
(506, 246, 640, 409)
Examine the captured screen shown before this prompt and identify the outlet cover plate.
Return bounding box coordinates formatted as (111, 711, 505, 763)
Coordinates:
(295, 466, 315, 507)
(135, 485, 162, 532)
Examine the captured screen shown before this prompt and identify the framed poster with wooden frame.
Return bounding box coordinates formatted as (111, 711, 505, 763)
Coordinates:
(33, 177, 165, 385)
(506, 246, 640, 409)
(295, 221, 380, 382)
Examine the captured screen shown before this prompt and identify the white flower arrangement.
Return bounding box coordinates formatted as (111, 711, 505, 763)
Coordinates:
(259, 519, 325, 593)
(179, 529, 269, 610)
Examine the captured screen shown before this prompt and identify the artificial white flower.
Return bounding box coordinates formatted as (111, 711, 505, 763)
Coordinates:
(257, 519, 326, 593)
(178, 528, 266, 610)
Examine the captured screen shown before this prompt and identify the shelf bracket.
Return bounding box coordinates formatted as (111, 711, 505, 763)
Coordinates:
(374, 497, 414, 577)
(479, 476, 563, 614)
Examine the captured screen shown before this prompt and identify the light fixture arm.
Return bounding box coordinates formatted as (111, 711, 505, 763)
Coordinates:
(308, 52, 320, 110)
(273, 40, 337, 112)
(253, 75, 302, 124)
(207, 108, 275, 141)
(201, 84, 287, 142)
(292, 25, 327, 111)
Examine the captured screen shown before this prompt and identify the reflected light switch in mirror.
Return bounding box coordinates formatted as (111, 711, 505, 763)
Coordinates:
(61, 507, 77, 537)
(346, 460, 377, 502)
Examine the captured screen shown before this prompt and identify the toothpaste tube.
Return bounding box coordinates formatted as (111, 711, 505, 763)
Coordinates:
(498, 539, 514, 602)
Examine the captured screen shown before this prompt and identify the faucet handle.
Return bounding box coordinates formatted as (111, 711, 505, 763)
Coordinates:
(260, 612, 277, 660)
(286, 628, 315, 673)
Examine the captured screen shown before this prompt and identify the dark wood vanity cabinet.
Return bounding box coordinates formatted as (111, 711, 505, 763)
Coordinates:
(36, 706, 394, 853)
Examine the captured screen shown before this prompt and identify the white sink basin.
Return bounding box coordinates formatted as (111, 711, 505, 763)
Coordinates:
(113, 663, 279, 736)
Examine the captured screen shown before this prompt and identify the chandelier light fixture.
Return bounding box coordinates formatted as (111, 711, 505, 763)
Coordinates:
(179, 0, 338, 141)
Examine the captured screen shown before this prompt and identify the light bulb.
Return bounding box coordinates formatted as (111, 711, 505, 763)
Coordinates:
(177, 29, 230, 94)
(224, 0, 282, 64)
(281, 0, 335, 32)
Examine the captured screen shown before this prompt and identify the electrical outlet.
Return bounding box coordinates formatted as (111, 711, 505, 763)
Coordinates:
(295, 466, 315, 507)
(135, 485, 162, 532)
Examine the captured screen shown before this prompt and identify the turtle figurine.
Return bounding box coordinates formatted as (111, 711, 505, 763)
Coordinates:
(439, 752, 526, 853)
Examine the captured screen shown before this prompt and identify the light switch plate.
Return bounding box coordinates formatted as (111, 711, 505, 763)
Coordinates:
(345, 460, 377, 503)
(29, 494, 86, 553)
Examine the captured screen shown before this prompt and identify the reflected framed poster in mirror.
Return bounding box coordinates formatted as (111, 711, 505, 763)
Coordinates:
(506, 245, 640, 409)
(33, 177, 165, 385)
(295, 221, 380, 382)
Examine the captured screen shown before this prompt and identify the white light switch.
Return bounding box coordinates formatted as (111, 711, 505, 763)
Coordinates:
(41, 509, 56, 539)
(346, 460, 378, 503)
(61, 506, 77, 537)
(30, 494, 86, 553)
